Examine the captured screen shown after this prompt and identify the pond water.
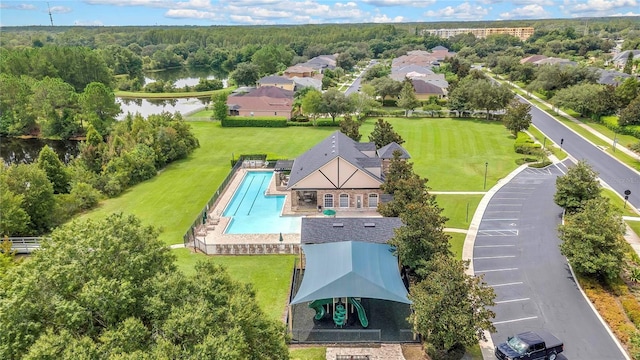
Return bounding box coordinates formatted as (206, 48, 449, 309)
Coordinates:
(0, 136, 80, 165)
(117, 97, 210, 120)
(143, 67, 228, 88)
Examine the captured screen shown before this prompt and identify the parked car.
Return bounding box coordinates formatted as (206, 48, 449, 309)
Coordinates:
(495, 330, 564, 360)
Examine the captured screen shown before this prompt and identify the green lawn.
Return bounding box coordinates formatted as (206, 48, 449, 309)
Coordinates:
(289, 347, 326, 360)
(629, 221, 640, 241)
(437, 194, 483, 229)
(187, 109, 213, 119)
(80, 118, 519, 245)
(172, 248, 295, 321)
(360, 118, 522, 191)
(447, 232, 466, 260)
(602, 188, 640, 217)
(527, 126, 568, 160)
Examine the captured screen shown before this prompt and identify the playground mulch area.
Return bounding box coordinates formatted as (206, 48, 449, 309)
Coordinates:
(290, 297, 414, 343)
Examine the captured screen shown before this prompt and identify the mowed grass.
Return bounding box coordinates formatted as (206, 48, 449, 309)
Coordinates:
(173, 248, 295, 322)
(79, 123, 337, 245)
(602, 188, 640, 218)
(447, 232, 466, 260)
(437, 194, 483, 229)
(80, 118, 518, 245)
(289, 347, 326, 360)
(360, 118, 522, 191)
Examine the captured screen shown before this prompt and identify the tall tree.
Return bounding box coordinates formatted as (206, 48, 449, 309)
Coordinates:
(410, 254, 495, 359)
(559, 197, 627, 281)
(369, 77, 402, 102)
(368, 118, 405, 149)
(339, 115, 361, 142)
(554, 160, 601, 214)
(319, 88, 351, 123)
(619, 94, 640, 126)
(397, 78, 420, 116)
(3, 163, 55, 235)
(348, 90, 380, 121)
(301, 88, 323, 122)
(230, 62, 261, 86)
(624, 51, 634, 75)
(37, 145, 70, 194)
(251, 45, 294, 76)
(211, 93, 228, 121)
(0, 167, 30, 236)
(503, 99, 532, 137)
(80, 82, 121, 136)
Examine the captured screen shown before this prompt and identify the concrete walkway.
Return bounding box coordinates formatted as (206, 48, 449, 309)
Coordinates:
(325, 344, 405, 360)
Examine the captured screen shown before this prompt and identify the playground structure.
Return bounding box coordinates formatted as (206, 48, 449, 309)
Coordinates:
(309, 297, 369, 328)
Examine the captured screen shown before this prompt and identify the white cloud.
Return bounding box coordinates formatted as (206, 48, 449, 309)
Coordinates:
(362, 0, 434, 6)
(84, 0, 174, 8)
(165, 8, 222, 20)
(370, 13, 405, 22)
(50, 6, 72, 14)
(0, 3, 37, 10)
(424, 2, 489, 20)
(563, 0, 637, 14)
(612, 11, 640, 15)
(513, 0, 555, 5)
(500, 4, 550, 18)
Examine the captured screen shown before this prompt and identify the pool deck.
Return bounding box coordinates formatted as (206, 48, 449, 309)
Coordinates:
(198, 168, 382, 247)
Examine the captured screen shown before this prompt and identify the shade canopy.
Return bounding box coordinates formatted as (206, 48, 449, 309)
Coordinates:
(290, 241, 411, 305)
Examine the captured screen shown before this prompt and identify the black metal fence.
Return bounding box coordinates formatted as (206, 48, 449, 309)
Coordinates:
(182, 154, 268, 247)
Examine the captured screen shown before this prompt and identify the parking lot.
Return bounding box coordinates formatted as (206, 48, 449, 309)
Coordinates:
(474, 162, 627, 359)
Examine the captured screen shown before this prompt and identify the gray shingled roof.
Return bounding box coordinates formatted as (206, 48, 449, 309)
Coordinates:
(301, 217, 403, 244)
(258, 75, 294, 85)
(287, 131, 382, 189)
(596, 68, 631, 86)
(377, 142, 411, 159)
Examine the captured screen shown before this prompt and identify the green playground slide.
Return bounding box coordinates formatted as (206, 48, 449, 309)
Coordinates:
(348, 298, 369, 328)
(309, 298, 332, 320)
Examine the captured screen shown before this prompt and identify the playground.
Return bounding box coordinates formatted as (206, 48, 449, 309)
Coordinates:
(288, 241, 415, 343)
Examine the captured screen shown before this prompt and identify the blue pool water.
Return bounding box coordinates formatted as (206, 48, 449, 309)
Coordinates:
(223, 171, 301, 234)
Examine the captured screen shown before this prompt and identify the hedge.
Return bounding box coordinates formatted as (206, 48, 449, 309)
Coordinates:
(514, 132, 541, 155)
(221, 117, 287, 127)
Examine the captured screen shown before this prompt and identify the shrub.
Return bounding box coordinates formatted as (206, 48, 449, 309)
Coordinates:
(514, 132, 541, 155)
(621, 294, 640, 329)
(528, 160, 552, 168)
(70, 182, 102, 210)
(221, 117, 288, 127)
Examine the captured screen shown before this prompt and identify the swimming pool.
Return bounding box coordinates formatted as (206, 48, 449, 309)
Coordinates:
(223, 171, 301, 234)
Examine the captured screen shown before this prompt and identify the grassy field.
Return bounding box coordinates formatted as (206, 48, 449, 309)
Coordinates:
(447, 232, 466, 260)
(289, 347, 326, 360)
(172, 248, 295, 321)
(80, 118, 520, 245)
(602, 188, 640, 218)
(360, 117, 522, 191)
(527, 125, 568, 160)
(437, 194, 483, 229)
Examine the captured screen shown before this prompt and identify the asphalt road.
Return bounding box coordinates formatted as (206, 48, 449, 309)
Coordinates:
(476, 163, 628, 359)
(520, 95, 640, 212)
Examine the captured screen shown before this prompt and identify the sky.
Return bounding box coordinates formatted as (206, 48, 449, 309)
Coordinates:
(0, 0, 638, 27)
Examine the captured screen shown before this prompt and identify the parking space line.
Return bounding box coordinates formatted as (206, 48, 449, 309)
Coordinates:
(493, 316, 538, 325)
(475, 267, 518, 273)
(475, 245, 516, 248)
(493, 197, 527, 200)
(481, 218, 518, 221)
(496, 298, 530, 304)
(478, 230, 519, 236)
(491, 282, 523, 287)
(475, 255, 516, 260)
(487, 204, 522, 206)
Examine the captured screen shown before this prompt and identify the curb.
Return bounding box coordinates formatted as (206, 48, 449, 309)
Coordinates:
(462, 164, 529, 360)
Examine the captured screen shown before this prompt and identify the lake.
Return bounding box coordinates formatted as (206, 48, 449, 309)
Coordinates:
(117, 97, 211, 120)
(0, 136, 80, 165)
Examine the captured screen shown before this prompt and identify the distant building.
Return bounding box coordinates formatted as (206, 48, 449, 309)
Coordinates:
(257, 75, 295, 91)
(423, 27, 534, 41)
(226, 86, 293, 119)
(611, 50, 640, 70)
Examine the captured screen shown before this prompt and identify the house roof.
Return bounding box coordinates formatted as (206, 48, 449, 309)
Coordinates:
(431, 45, 449, 51)
(301, 217, 403, 244)
(520, 55, 548, 64)
(412, 78, 445, 95)
(377, 142, 411, 159)
(596, 68, 631, 86)
(533, 57, 577, 66)
(290, 241, 411, 305)
(226, 86, 293, 113)
(258, 75, 294, 85)
(612, 50, 640, 63)
(391, 64, 435, 76)
(285, 65, 315, 74)
(287, 131, 382, 188)
(274, 159, 294, 171)
(303, 55, 337, 70)
(292, 76, 322, 91)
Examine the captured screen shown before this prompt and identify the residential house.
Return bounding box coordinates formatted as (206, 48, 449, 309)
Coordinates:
(429, 46, 456, 61)
(520, 55, 548, 64)
(612, 50, 640, 71)
(284, 65, 316, 78)
(226, 86, 294, 119)
(302, 55, 337, 72)
(258, 75, 295, 91)
(595, 68, 632, 86)
(533, 57, 577, 66)
(291, 76, 322, 91)
(411, 78, 447, 100)
(286, 131, 410, 213)
(391, 64, 435, 81)
(377, 142, 411, 174)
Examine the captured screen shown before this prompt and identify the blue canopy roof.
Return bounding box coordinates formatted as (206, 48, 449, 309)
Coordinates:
(290, 241, 411, 305)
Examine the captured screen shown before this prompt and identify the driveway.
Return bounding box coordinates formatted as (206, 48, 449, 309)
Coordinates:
(474, 161, 628, 359)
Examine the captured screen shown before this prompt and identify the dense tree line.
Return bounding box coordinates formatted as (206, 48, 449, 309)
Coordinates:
(0, 213, 289, 359)
(0, 112, 199, 237)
